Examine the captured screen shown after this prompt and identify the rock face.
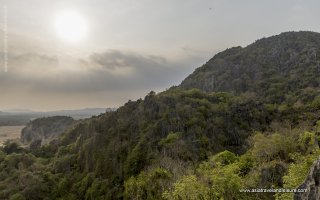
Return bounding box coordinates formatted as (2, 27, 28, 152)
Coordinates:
(21, 116, 76, 146)
(294, 158, 320, 200)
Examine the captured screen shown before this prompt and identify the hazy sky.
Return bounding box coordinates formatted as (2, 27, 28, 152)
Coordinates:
(0, 0, 319, 111)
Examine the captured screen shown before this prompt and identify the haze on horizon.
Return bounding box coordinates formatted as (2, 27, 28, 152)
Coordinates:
(0, 0, 320, 111)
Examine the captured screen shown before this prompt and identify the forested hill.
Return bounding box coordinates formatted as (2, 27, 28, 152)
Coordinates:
(1, 31, 320, 200)
(181, 31, 320, 104)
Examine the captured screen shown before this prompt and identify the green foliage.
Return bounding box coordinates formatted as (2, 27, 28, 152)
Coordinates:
(164, 155, 244, 200)
(9, 193, 26, 200)
(211, 150, 238, 166)
(251, 133, 297, 162)
(311, 95, 320, 108)
(237, 152, 256, 176)
(75, 173, 95, 197)
(2, 141, 24, 154)
(211, 164, 243, 199)
(162, 175, 212, 200)
(124, 141, 151, 176)
(84, 178, 109, 200)
(125, 167, 172, 200)
(275, 149, 320, 200)
(159, 132, 182, 146)
(298, 131, 316, 153)
(165, 127, 320, 200)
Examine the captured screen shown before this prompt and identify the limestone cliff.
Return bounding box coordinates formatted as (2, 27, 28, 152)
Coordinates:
(294, 158, 320, 200)
(21, 116, 75, 146)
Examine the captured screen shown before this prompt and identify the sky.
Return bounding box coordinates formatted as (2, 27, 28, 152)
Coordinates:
(0, 0, 319, 111)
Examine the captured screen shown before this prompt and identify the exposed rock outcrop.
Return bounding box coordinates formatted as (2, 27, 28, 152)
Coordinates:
(294, 158, 320, 200)
(21, 116, 76, 146)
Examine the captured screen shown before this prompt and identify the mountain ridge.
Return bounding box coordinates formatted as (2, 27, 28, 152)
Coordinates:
(180, 31, 320, 104)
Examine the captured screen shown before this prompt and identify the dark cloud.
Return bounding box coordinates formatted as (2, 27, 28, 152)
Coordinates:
(90, 50, 168, 70)
(0, 48, 205, 110)
(0, 50, 193, 94)
(36, 50, 181, 93)
(12, 53, 59, 65)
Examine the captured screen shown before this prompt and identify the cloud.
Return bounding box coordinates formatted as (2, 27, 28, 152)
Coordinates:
(51, 50, 181, 92)
(90, 50, 167, 71)
(291, 4, 307, 12)
(0, 50, 188, 96)
(8, 53, 59, 74)
(0, 29, 205, 110)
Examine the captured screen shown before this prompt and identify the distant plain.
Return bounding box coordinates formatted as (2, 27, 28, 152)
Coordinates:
(0, 126, 24, 146)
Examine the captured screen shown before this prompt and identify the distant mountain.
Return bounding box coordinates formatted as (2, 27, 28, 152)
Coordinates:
(44, 108, 115, 119)
(2, 109, 35, 113)
(0, 111, 12, 115)
(0, 107, 115, 126)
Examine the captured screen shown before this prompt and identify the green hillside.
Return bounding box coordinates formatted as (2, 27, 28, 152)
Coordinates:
(181, 31, 320, 104)
(1, 31, 320, 200)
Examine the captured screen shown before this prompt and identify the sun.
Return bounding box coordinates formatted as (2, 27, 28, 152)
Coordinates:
(54, 11, 87, 43)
